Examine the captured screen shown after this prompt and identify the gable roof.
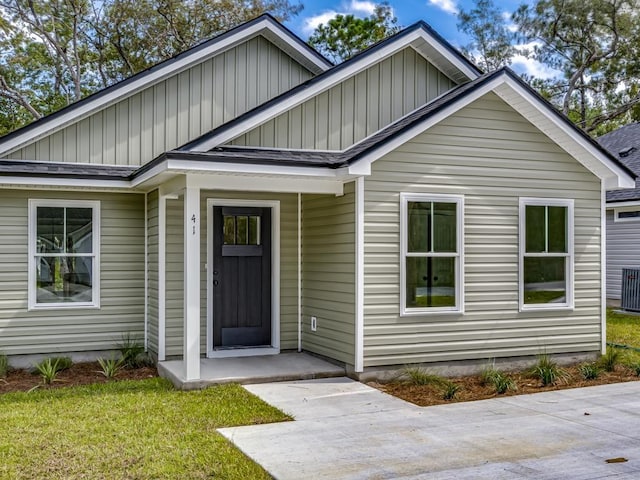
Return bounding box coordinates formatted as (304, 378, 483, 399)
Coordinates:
(599, 123, 640, 203)
(0, 14, 331, 159)
(181, 20, 483, 152)
(0, 68, 634, 193)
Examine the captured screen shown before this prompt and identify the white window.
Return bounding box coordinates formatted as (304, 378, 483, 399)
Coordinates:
(400, 193, 463, 315)
(28, 200, 100, 309)
(519, 198, 573, 311)
(614, 207, 640, 223)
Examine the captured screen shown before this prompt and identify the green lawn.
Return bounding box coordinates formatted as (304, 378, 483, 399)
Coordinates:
(0, 378, 289, 479)
(608, 308, 640, 364)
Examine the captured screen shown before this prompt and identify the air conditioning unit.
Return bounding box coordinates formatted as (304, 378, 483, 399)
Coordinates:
(621, 268, 640, 312)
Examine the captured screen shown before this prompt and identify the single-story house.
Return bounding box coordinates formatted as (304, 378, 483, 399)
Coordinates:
(599, 123, 640, 305)
(0, 15, 634, 383)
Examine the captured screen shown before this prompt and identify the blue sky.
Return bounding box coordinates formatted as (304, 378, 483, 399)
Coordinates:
(285, 0, 557, 78)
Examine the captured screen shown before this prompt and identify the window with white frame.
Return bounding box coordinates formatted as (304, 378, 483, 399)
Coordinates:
(519, 198, 573, 310)
(29, 200, 100, 309)
(400, 193, 463, 315)
(614, 208, 640, 222)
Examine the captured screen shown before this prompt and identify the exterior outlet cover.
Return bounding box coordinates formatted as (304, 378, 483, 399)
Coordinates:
(311, 316, 317, 332)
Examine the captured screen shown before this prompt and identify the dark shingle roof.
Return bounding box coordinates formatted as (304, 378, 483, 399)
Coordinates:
(0, 160, 136, 180)
(599, 123, 640, 202)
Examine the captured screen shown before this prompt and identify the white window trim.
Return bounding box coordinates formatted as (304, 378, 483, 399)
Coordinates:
(400, 193, 464, 316)
(28, 199, 101, 310)
(614, 206, 640, 223)
(519, 197, 574, 312)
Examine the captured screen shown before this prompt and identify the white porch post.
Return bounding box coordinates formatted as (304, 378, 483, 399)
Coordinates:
(183, 183, 201, 381)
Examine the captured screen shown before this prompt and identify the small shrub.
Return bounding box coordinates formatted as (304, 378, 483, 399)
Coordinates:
(441, 381, 461, 401)
(116, 333, 145, 368)
(529, 354, 570, 386)
(34, 358, 63, 385)
(598, 348, 621, 372)
(481, 364, 516, 394)
(97, 356, 124, 379)
(50, 356, 73, 371)
(579, 363, 601, 380)
(0, 353, 8, 378)
(399, 366, 447, 386)
(631, 363, 640, 377)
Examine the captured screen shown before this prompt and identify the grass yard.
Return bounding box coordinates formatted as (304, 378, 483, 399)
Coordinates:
(0, 378, 290, 479)
(607, 308, 640, 363)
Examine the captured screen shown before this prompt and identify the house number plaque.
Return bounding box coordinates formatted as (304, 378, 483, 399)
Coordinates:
(191, 214, 197, 235)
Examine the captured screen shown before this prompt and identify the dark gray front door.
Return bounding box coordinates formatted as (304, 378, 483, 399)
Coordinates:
(212, 206, 272, 348)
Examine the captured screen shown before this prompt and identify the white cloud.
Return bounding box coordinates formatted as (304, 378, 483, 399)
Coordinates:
(301, 1, 391, 36)
(348, 0, 376, 15)
(428, 0, 457, 14)
(511, 55, 560, 80)
(302, 11, 340, 35)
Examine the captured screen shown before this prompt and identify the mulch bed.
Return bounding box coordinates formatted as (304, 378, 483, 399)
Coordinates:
(0, 362, 158, 394)
(371, 364, 640, 407)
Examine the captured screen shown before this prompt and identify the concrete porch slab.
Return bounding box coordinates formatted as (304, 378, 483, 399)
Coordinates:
(157, 352, 345, 390)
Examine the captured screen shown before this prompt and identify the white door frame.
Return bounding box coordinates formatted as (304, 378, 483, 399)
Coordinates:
(206, 198, 280, 358)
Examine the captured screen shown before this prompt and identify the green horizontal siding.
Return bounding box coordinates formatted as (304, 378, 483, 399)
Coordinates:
(301, 182, 356, 365)
(363, 92, 603, 367)
(0, 190, 145, 355)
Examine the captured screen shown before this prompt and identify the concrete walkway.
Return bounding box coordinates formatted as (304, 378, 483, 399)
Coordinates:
(219, 377, 640, 479)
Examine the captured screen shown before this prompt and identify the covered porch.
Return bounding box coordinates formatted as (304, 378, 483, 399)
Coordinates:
(158, 352, 345, 389)
(136, 155, 362, 384)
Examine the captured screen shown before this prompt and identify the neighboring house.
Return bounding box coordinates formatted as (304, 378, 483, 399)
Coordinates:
(0, 15, 634, 384)
(599, 123, 640, 303)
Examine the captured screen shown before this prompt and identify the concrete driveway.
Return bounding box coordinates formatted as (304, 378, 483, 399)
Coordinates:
(219, 377, 640, 479)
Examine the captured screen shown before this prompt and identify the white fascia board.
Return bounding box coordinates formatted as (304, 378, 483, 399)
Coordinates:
(187, 173, 343, 195)
(493, 79, 635, 190)
(261, 23, 330, 73)
(348, 78, 501, 172)
(410, 31, 479, 83)
(0, 18, 327, 158)
(606, 200, 640, 209)
(188, 29, 477, 151)
(349, 74, 636, 189)
(166, 158, 342, 178)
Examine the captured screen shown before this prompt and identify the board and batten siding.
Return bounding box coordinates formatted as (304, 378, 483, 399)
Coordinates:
(0, 190, 145, 355)
(230, 48, 455, 151)
(3, 36, 314, 165)
(146, 190, 159, 355)
(605, 210, 640, 300)
(301, 182, 356, 365)
(163, 191, 299, 357)
(363, 92, 602, 367)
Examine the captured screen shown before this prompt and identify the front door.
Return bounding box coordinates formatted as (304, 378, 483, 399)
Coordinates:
(212, 206, 272, 348)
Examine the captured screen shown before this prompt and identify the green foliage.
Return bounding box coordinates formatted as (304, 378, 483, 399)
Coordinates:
(97, 356, 124, 379)
(578, 363, 601, 380)
(50, 357, 73, 371)
(0, 353, 8, 378)
(481, 365, 517, 394)
(116, 333, 146, 368)
(457, 0, 517, 71)
(529, 353, 570, 386)
(0, 380, 288, 479)
(0, 0, 303, 134)
(598, 348, 621, 372)
(399, 366, 446, 386)
(34, 358, 64, 385)
(308, 2, 400, 62)
(441, 381, 461, 401)
(631, 363, 640, 377)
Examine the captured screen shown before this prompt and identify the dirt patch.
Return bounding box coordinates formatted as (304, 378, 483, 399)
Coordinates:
(371, 364, 640, 407)
(0, 362, 158, 394)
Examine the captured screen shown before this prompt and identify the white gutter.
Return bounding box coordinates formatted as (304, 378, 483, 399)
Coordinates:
(144, 192, 149, 351)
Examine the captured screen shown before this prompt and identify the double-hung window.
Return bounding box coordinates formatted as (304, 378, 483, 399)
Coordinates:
(400, 193, 463, 315)
(519, 198, 573, 310)
(28, 200, 100, 309)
